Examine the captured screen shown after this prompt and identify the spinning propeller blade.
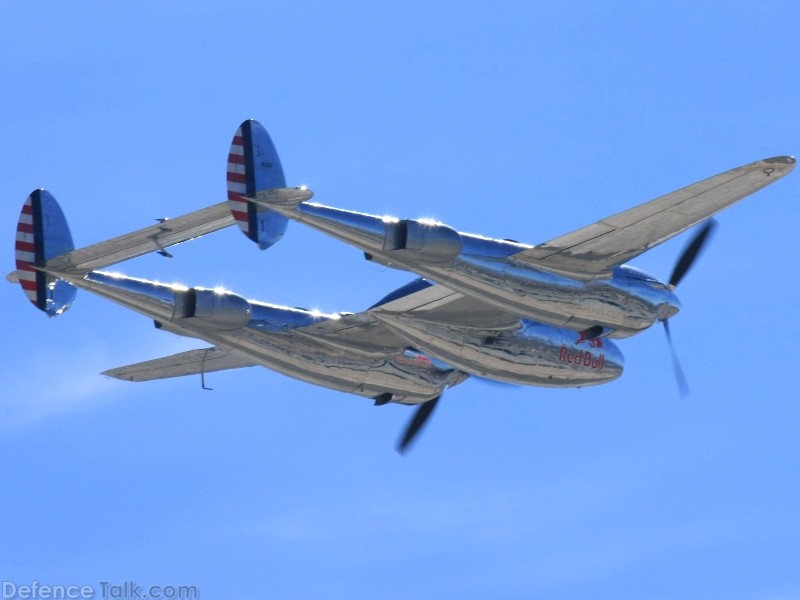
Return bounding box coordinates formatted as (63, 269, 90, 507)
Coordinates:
(661, 220, 717, 396)
(662, 319, 689, 398)
(668, 220, 717, 289)
(397, 395, 441, 454)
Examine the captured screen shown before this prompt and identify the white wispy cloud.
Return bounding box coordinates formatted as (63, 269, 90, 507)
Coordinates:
(0, 333, 201, 431)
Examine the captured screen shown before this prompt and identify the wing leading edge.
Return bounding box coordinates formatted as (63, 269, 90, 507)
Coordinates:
(513, 156, 795, 279)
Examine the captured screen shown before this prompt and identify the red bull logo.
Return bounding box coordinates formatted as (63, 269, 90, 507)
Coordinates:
(575, 331, 604, 348)
(558, 347, 606, 370)
(395, 353, 433, 369)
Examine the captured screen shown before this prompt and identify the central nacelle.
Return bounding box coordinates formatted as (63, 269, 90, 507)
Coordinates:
(372, 313, 624, 388)
(382, 219, 462, 263)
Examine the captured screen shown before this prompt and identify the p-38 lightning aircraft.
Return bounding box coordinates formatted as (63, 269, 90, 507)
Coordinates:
(10, 119, 794, 452)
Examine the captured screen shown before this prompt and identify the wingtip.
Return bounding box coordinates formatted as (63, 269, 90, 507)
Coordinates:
(757, 155, 796, 177)
(764, 155, 795, 165)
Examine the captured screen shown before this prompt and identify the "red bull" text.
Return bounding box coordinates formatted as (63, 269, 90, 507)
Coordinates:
(558, 347, 606, 370)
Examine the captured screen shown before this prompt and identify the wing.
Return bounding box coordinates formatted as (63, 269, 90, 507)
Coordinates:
(44, 202, 234, 275)
(297, 281, 520, 351)
(102, 347, 255, 382)
(366, 282, 520, 329)
(513, 156, 795, 279)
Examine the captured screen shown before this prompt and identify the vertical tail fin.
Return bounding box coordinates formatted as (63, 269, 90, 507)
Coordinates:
(226, 119, 290, 250)
(14, 189, 77, 316)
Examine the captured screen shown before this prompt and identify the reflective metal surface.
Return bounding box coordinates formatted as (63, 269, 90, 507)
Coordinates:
(256, 201, 681, 338)
(57, 271, 465, 404)
(20, 130, 794, 419)
(250, 155, 794, 339)
(372, 313, 623, 387)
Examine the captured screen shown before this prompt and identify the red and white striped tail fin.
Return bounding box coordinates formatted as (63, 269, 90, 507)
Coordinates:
(226, 119, 289, 250)
(226, 127, 250, 233)
(13, 189, 77, 316)
(15, 193, 40, 307)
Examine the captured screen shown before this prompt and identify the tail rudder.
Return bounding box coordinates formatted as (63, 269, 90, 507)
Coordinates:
(14, 189, 77, 316)
(226, 119, 289, 250)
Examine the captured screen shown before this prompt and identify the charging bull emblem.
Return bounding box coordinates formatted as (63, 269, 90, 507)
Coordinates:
(575, 331, 604, 348)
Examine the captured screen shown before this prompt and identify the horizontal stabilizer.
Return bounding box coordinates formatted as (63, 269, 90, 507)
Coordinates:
(102, 347, 255, 382)
(44, 202, 234, 276)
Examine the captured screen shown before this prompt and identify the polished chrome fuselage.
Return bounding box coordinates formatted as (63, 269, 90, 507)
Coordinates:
(372, 313, 623, 387)
(270, 202, 681, 338)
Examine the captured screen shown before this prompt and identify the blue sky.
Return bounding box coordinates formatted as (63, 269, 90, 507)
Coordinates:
(2, 2, 800, 598)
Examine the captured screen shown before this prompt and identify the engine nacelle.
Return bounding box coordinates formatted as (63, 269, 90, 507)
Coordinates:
(173, 287, 252, 331)
(382, 219, 462, 263)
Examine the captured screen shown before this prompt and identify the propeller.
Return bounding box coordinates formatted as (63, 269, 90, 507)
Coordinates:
(668, 220, 717, 289)
(662, 319, 689, 398)
(660, 219, 717, 397)
(397, 395, 441, 454)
